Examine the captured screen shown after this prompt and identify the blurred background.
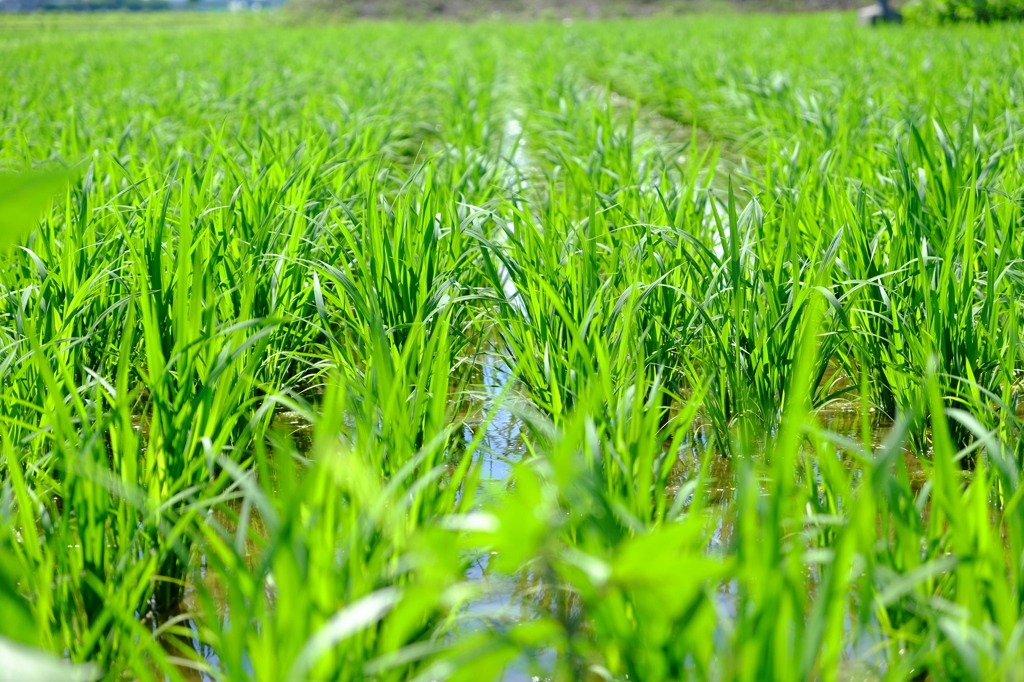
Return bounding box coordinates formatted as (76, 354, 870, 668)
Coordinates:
(0, 0, 868, 19)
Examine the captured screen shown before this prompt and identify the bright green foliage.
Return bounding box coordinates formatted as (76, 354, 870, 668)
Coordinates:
(0, 168, 75, 250)
(905, 0, 1024, 24)
(1, 12, 1023, 682)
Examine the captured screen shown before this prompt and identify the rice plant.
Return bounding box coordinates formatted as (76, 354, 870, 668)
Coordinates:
(2, 12, 1023, 682)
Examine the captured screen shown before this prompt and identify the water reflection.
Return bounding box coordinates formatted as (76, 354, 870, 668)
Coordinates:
(473, 352, 525, 481)
(160, 360, 936, 681)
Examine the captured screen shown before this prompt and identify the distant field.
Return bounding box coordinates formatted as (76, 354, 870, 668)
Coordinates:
(2, 14, 1024, 682)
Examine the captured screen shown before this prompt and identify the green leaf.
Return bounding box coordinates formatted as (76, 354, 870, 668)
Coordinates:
(0, 560, 36, 648)
(0, 168, 76, 252)
(285, 587, 402, 682)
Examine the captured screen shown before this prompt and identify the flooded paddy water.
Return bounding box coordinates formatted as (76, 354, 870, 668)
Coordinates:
(159, 345, 938, 681)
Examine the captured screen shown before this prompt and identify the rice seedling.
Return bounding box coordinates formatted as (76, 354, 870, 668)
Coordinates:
(2, 12, 1024, 682)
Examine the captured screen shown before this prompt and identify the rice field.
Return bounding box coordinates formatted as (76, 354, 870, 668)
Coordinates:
(2, 12, 1024, 682)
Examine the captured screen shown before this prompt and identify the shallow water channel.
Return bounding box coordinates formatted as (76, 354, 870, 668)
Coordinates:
(161, 348, 924, 681)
